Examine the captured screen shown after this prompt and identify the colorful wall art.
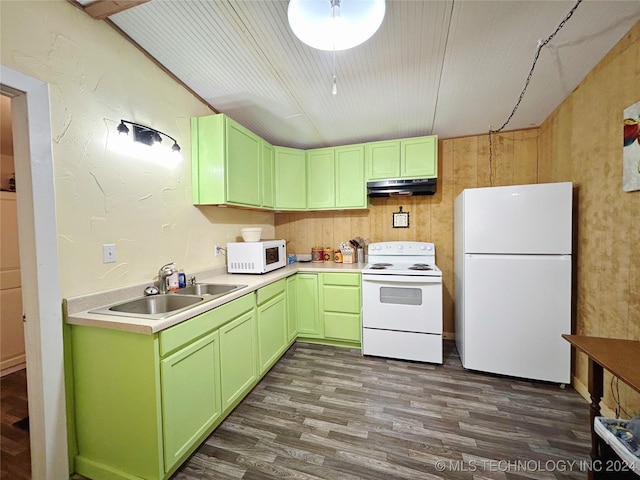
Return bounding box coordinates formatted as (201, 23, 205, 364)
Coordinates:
(623, 100, 640, 192)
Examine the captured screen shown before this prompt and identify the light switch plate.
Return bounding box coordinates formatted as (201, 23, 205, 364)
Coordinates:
(103, 244, 116, 263)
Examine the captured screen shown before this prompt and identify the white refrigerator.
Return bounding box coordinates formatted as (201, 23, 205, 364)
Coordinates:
(454, 182, 572, 384)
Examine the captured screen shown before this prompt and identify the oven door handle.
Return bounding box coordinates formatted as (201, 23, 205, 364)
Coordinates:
(362, 274, 442, 284)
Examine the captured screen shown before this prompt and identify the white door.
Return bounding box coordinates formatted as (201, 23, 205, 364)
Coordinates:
(462, 182, 572, 254)
(462, 254, 571, 383)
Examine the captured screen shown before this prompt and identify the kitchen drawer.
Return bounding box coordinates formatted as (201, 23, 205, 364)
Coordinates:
(159, 294, 254, 356)
(322, 272, 360, 287)
(324, 312, 360, 342)
(256, 278, 286, 305)
(322, 285, 360, 314)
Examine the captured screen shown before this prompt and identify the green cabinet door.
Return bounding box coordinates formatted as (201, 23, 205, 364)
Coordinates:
(192, 114, 225, 205)
(320, 273, 361, 344)
(192, 114, 263, 207)
(219, 310, 257, 411)
(225, 117, 261, 206)
(401, 135, 437, 179)
(296, 273, 321, 337)
(160, 330, 221, 472)
(335, 144, 366, 209)
(365, 140, 401, 181)
(275, 147, 306, 209)
(257, 291, 287, 374)
(261, 140, 275, 208)
(286, 275, 298, 342)
(306, 148, 335, 209)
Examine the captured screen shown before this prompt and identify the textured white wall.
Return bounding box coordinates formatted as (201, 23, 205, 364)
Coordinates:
(0, 0, 274, 297)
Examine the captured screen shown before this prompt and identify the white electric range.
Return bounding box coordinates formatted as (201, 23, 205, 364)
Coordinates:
(361, 241, 443, 364)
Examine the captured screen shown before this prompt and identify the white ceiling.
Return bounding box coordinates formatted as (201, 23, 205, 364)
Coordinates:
(81, 0, 640, 149)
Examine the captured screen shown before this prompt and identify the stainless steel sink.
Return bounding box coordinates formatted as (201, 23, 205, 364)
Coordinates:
(173, 283, 246, 297)
(89, 283, 247, 320)
(90, 294, 205, 320)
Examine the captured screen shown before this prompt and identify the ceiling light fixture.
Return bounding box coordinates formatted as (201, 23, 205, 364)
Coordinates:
(287, 0, 386, 51)
(117, 119, 180, 153)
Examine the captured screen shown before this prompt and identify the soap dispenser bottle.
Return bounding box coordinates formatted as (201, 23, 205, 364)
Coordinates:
(168, 264, 180, 292)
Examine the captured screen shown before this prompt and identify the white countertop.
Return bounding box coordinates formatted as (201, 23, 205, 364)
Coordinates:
(65, 262, 364, 335)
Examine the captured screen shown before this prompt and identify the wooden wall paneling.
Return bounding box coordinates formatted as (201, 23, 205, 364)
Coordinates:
(349, 209, 371, 246)
(433, 142, 455, 335)
(332, 211, 353, 251)
(493, 131, 515, 186)
(538, 20, 640, 415)
(410, 196, 429, 242)
(320, 213, 334, 249)
(307, 214, 323, 251)
(477, 134, 491, 187)
(451, 136, 477, 197)
(513, 129, 538, 185)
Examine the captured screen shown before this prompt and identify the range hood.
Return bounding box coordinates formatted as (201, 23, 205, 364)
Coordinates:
(367, 178, 437, 197)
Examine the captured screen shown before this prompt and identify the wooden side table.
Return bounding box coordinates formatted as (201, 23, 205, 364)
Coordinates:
(562, 335, 640, 479)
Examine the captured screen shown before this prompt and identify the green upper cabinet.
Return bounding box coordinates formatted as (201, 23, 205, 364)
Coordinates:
(335, 144, 366, 209)
(306, 144, 366, 210)
(365, 140, 401, 180)
(306, 148, 335, 209)
(275, 146, 306, 210)
(192, 114, 262, 208)
(261, 140, 275, 208)
(365, 135, 438, 181)
(401, 135, 437, 178)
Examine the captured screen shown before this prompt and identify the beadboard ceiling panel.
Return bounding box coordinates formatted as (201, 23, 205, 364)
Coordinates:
(78, 0, 640, 148)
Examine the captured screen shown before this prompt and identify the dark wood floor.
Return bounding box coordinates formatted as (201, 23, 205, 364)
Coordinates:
(1, 368, 31, 480)
(172, 341, 591, 480)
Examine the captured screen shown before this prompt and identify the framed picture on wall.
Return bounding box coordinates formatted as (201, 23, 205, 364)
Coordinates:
(623, 101, 640, 192)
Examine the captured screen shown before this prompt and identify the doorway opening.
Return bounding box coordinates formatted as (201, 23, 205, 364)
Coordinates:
(1, 90, 30, 478)
(1, 65, 69, 479)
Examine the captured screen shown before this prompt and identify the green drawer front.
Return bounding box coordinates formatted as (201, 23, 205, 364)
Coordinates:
(324, 312, 360, 342)
(322, 273, 360, 287)
(323, 285, 361, 314)
(256, 278, 286, 305)
(160, 294, 255, 356)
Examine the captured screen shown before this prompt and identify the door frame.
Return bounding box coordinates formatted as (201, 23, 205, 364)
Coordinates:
(1, 65, 69, 478)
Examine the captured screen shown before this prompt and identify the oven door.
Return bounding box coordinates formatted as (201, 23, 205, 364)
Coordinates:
(362, 274, 442, 334)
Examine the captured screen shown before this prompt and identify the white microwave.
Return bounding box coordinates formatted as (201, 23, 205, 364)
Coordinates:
(226, 239, 287, 274)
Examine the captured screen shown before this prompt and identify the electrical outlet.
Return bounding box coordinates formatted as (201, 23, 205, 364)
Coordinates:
(215, 244, 221, 257)
(103, 244, 116, 263)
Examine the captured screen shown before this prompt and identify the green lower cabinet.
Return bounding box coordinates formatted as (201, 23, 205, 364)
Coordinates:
(72, 327, 164, 480)
(296, 273, 321, 337)
(286, 275, 298, 342)
(257, 291, 287, 374)
(161, 331, 221, 472)
(319, 273, 361, 345)
(219, 310, 257, 410)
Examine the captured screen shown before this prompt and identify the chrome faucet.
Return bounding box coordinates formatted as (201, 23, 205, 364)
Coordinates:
(158, 263, 175, 294)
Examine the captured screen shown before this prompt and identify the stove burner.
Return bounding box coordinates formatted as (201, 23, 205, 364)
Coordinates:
(408, 263, 434, 271)
(369, 263, 393, 269)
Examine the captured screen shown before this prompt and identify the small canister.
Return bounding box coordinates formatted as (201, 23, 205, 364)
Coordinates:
(324, 247, 334, 263)
(334, 250, 343, 263)
(311, 246, 323, 263)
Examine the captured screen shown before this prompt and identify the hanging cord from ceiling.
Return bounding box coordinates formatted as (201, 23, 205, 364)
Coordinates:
(488, 0, 583, 186)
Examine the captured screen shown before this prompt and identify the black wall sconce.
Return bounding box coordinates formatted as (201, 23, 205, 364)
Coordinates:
(117, 119, 181, 153)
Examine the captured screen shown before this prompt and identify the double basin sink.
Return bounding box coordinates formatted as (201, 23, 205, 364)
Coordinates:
(89, 283, 247, 320)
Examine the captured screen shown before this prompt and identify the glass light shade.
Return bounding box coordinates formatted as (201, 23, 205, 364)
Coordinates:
(288, 0, 386, 51)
